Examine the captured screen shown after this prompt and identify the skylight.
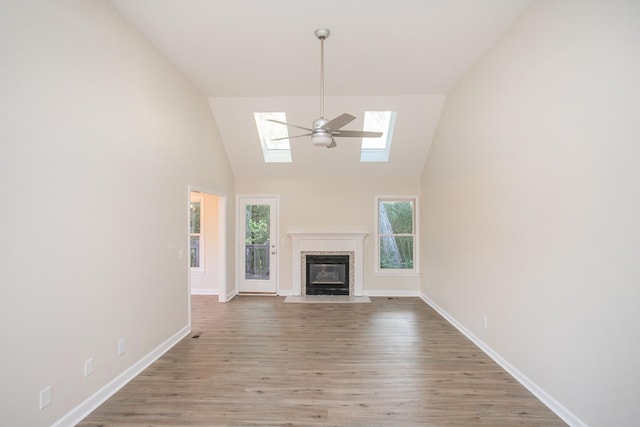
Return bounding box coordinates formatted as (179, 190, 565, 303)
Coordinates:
(360, 111, 396, 162)
(254, 112, 292, 163)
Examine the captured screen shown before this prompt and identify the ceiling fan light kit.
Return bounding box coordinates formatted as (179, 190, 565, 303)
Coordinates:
(267, 28, 382, 149)
(311, 132, 333, 147)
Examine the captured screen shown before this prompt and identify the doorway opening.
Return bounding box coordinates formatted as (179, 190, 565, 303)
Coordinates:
(187, 186, 227, 325)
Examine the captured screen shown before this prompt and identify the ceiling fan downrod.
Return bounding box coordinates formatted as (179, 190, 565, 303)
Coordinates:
(315, 28, 330, 119)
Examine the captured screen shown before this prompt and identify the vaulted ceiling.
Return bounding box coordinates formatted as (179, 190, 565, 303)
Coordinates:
(110, 0, 532, 177)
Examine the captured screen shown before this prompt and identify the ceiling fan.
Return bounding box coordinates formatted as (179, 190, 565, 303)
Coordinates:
(268, 28, 382, 149)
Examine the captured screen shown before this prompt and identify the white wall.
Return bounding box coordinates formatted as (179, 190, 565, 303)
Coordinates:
(0, 1, 234, 425)
(420, 1, 640, 426)
(236, 176, 421, 295)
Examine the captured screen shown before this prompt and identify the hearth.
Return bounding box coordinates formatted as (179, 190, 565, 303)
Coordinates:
(305, 254, 349, 295)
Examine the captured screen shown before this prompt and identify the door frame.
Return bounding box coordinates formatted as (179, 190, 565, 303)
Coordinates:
(187, 185, 228, 325)
(236, 194, 280, 295)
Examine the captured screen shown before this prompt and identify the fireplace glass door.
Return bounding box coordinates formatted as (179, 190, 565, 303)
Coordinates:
(306, 255, 349, 295)
(309, 264, 345, 284)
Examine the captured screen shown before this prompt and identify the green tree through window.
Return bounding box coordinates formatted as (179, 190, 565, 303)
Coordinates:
(378, 198, 416, 270)
(245, 204, 270, 245)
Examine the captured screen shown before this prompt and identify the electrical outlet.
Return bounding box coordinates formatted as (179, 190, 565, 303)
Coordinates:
(84, 358, 93, 377)
(39, 386, 51, 410)
(118, 338, 126, 356)
(482, 315, 488, 329)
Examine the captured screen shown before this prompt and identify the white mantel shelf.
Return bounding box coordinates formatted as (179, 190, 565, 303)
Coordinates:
(288, 232, 368, 296)
(288, 232, 368, 240)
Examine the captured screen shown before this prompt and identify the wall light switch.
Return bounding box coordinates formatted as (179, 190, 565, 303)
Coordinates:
(39, 386, 51, 410)
(84, 358, 93, 377)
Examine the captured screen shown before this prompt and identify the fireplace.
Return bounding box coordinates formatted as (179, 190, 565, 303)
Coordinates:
(305, 254, 349, 295)
(288, 232, 367, 296)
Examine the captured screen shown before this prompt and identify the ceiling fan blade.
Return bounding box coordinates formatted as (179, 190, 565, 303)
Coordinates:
(333, 130, 383, 138)
(267, 119, 314, 133)
(327, 139, 337, 148)
(322, 113, 356, 131)
(271, 133, 312, 141)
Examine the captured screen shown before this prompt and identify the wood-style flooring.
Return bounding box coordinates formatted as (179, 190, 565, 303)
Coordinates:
(78, 296, 566, 426)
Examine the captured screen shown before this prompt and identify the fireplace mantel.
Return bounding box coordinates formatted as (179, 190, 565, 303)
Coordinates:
(288, 232, 367, 296)
(288, 232, 368, 241)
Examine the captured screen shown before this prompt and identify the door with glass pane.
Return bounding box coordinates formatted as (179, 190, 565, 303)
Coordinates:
(238, 197, 278, 293)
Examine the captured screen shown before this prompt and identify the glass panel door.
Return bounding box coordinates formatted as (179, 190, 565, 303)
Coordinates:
(238, 197, 277, 293)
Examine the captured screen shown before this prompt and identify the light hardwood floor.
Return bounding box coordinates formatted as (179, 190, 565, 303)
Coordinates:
(78, 296, 566, 426)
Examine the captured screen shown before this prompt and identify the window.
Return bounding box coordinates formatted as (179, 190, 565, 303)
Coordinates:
(375, 196, 417, 274)
(190, 193, 204, 272)
(254, 112, 292, 163)
(361, 111, 396, 162)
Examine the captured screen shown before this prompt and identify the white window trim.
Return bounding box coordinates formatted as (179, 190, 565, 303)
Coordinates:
(190, 193, 205, 273)
(374, 195, 419, 276)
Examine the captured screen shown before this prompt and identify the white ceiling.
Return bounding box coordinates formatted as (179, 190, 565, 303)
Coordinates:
(110, 0, 532, 177)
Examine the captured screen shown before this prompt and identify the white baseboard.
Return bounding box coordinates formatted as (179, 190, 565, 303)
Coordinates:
(191, 288, 218, 295)
(419, 293, 587, 427)
(53, 324, 191, 427)
(365, 290, 421, 297)
(278, 289, 295, 296)
(222, 289, 238, 302)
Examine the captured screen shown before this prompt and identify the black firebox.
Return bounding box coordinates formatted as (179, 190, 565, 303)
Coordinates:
(305, 254, 349, 295)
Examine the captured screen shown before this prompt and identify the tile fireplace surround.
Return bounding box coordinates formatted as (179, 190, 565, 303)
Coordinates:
(288, 232, 367, 296)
